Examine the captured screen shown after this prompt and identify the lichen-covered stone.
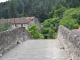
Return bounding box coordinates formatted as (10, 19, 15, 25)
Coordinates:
(0, 27, 33, 54)
(57, 25, 80, 60)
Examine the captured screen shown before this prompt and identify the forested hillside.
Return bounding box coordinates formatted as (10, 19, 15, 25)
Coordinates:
(0, 0, 80, 39)
(0, 0, 65, 22)
(0, 0, 80, 22)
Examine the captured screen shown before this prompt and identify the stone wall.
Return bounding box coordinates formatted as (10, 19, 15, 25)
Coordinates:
(0, 27, 33, 55)
(57, 25, 80, 60)
(28, 17, 41, 33)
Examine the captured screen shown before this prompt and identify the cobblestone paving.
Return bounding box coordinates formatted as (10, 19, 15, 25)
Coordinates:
(0, 39, 70, 60)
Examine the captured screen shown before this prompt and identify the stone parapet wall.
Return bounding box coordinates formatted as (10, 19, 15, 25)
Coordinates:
(57, 25, 80, 60)
(0, 27, 33, 55)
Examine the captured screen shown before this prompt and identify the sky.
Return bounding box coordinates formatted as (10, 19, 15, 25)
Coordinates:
(0, 0, 8, 2)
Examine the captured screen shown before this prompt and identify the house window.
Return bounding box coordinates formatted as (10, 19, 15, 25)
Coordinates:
(21, 24, 23, 27)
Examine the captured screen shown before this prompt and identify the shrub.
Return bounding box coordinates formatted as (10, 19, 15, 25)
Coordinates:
(28, 24, 44, 39)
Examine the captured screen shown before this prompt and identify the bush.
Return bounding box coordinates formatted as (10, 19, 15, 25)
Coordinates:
(28, 24, 44, 39)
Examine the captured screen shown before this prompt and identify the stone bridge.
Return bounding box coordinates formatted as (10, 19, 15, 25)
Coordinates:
(0, 25, 80, 60)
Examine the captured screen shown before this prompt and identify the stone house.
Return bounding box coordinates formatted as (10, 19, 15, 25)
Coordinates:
(0, 17, 41, 33)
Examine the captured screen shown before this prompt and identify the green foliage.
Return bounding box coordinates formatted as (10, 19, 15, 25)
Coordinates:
(65, 0, 80, 8)
(63, 8, 80, 24)
(8, 0, 18, 18)
(28, 24, 44, 39)
(49, 5, 66, 19)
(0, 2, 9, 19)
(17, 0, 24, 14)
(59, 8, 79, 29)
(0, 0, 80, 40)
(42, 18, 60, 39)
(42, 7, 80, 39)
(0, 0, 80, 22)
(24, 1, 31, 16)
(48, 7, 55, 18)
(0, 0, 67, 22)
(54, 5, 66, 18)
(0, 22, 11, 32)
(59, 18, 79, 29)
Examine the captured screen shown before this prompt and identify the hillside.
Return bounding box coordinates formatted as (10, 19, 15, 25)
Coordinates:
(0, 0, 65, 22)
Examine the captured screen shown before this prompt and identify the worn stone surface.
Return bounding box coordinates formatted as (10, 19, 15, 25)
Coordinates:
(57, 25, 80, 60)
(0, 27, 33, 55)
(0, 40, 70, 60)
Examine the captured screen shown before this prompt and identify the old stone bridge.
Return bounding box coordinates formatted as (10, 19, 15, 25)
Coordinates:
(0, 25, 80, 60)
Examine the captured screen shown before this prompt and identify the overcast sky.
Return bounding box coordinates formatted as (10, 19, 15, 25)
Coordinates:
(0, 0, 8, 2)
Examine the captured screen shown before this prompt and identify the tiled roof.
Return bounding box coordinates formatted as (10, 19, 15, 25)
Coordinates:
(72, 29, 80, 34)
(0, 17, 35, 24)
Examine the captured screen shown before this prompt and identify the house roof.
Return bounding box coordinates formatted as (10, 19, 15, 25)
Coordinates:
(0, 17, 35, 24)
(72, 29, 80, 34)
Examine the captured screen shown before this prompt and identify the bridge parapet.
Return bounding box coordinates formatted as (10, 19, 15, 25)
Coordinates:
(57, 25, 80, 60)
(0, 27, 33, 55)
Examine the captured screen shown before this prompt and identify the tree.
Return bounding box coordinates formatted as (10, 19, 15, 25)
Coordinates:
(54, 5, 66, 19)
(24, 1, 32, 16)
(0, 8, 9, 19)
(59, 8, 79, 29)
(17, 0, 24, 14)
(8, 0, 18, 18)
(65, 0, 80, 8)
(42, 18, 60, 39)
(48, 25, 54, 39)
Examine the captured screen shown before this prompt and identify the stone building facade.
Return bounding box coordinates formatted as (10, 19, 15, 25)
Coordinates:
(0, 17, 41, 33)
